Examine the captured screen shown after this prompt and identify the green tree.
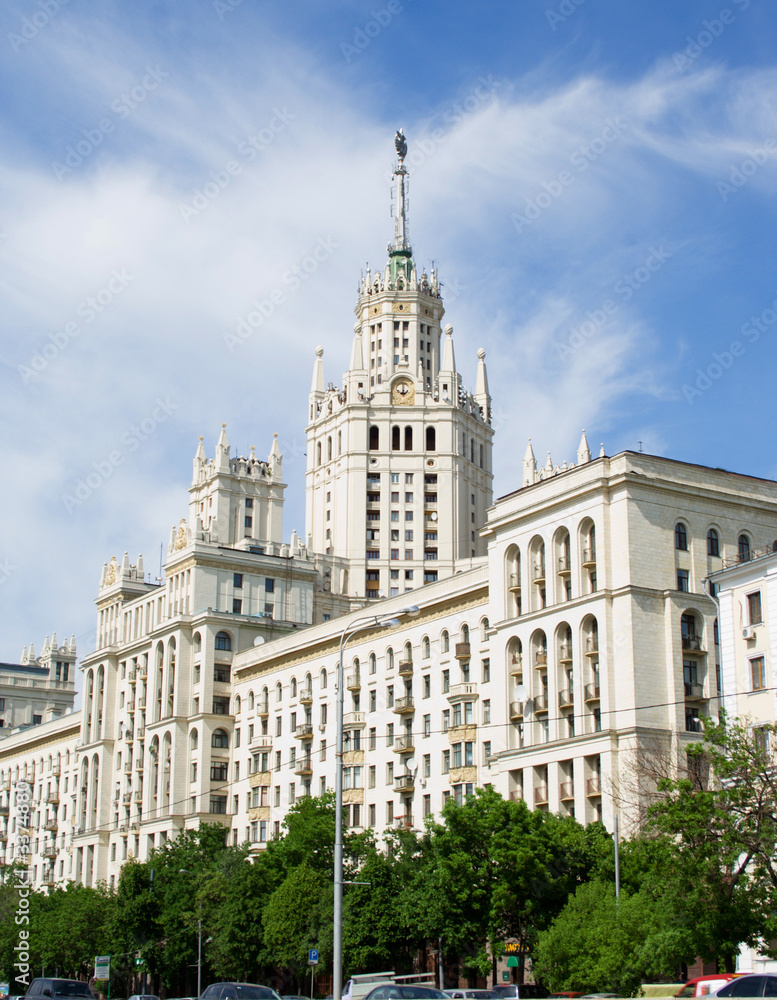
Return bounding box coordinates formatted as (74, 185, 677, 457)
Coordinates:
(262, 864, 331, 990)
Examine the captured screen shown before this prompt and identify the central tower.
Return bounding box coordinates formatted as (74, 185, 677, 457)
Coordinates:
(306, 132, 493, 601)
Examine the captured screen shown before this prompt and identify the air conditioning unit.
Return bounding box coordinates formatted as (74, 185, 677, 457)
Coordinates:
(742, 626, 754, 639)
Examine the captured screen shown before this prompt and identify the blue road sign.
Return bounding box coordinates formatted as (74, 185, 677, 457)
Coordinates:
(308, 949, 319, 965)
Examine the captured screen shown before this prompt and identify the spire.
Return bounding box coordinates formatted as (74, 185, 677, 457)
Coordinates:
(577, 430, 592, 464)
(69, 634, 76, 652)
(523, 440, 537, 486)
(215, 423, 230, 473)
(474, 348, 491, 423)
(136, 554, 144, 577)
(21, 645, 27, 664)
(441, 324, 457, 374)
(311, 346, 325, 393)
(51, 631, 58, 650)
(389, 130, 411, 258)
(349, 326, 365, 371)
(269, 432, 282, 474)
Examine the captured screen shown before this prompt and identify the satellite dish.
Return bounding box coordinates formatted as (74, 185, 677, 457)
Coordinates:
(404, 757, 417, 772)
(253, 636, 265, 646)
(513, 684, 527, 702)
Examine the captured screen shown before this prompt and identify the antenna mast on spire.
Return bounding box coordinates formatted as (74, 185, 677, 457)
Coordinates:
(389, 129, 411, 258)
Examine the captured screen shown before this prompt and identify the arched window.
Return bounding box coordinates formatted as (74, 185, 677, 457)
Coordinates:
(422, 636, 430, 659)
(338, 431, 342, 455)
(290, 677, 297, 698)
(441, 629, 449, 653)
(479, 443, 484, 469)
(193, 632, 201, 652)
(327, 436, 332, 461)
(426, 426, 436, 451)
(369, 426, 380, 450)
(248, 690, 254, 710)
(392, 426, 400, 451)
(675, 523, 688, 551)
(276, 681, 283, 702)
(707, 528, 720, 557)
(320, 668, 328, 689)
(317, 441, 322, 466)
(462, 624, 470, 643)
(189, 729, 199, 750)
(234, 694, 241, 714)
(212, 728, 229, 749)
(404, 426, 413, 451)
(738, 534, 751, 562)
(387, 647, 394, 670)
(470, 439, 475, 463)
(369, 653, 377, 674)
(215, 631, 231, 651)
(481, 618, 489, 640)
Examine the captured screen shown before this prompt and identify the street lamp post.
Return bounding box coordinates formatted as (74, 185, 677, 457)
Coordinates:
(179, 869, 202, 997)
(333, 605, 419, 1000)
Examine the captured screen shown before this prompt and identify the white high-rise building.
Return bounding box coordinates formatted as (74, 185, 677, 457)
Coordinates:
(305, 130, 493, 602)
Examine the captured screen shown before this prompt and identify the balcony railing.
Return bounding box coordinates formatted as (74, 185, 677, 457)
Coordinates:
(558, 642, 573, 662)
(448, 682, 478, 701)
(682, 635, 705, 653)
(393, 735, 414, 753)
(534, 649, 548, 667)
(46, 791, 59, 805)
(557, 555, 571, 574)
(509, 701, 524, 721)
(347, 671, 361, 690)
(559, 781, 574, 801)
(558, 689, 574, 709)
(343, 711, 366, 729)
(394, 773, 415, 792)
(584, 683, 601, 702)
(398, 659, 414, 676)
(393, 696, 415, 714)
(534, 694, 549, 713)
(587, 776, 601, 796)
(257, 701, 270, 717)
(509, 789, 523, 801)
(508, 573, 521, 592)
(454, 643, 471, 661)
(534, 784, 548, 805)
(585, 637, 599, 655)
(532, 564, 546, 583)
(294, 758, 313, 776)
(294, 723, 314, 740)
(299, 686, 313, 704)
(684, 682, 706, 701)
(582, 547, 596, 567)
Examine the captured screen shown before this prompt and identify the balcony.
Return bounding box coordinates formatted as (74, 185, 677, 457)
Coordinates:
(558, 689, 574, 710)
(125, 729, 134, 744)
(394, 773, 415, 792)
(509, 654, 523, 676)
(137, 696, 146, 709)
(682, 635, 706, 654)
(343, 711, 366, 729)
(509, 701, 524, 721)
(448, 682, 478, 702)
(134, 789, 143, 803)
(585, 638, 599, 656)
(398, 659, 413, 676)
(454, 643, 471, 661)
(558, 642, 573, 663)
(126, 702, 135, 714)
(46, 791, 59, 805)
(257, 701, 270, 718)
(294, 723, 314, 741)
(42, 844, 56, 860)
(299, 686, 313, 704)
(393, 735, 415, 754)
(558, 555, 571, 575)
(559, 781, 575, 801)
(534, 693, 549, 714)
(135, 758, 144, 771)
(534, 649, 548, 668)
(138, 664, 148, 680)
(52, 764, 61, 777)
(509, 789, 523, 801)
(392, 696, 415, 714)
(128, 669, 136, 684)
(508, 573, 521, 592)
(347, 671, 361, 690)
(137, 727, 145, 740)
(294, 758, 313, 776)
(587, 776, 601, 797)
(395, 815, 414, 829)
(250, 735, 273, 750)
(584, 683, 600, 703)
(0, 805, 8, 818)
(532, 563, 546, 585)
(534, 784, 548, 806)
(582, 547, 596, 567)
(122, 792, 132, 804)
(44, 818, 58, 832)
(684, 682, 706, 701)
(43, 870, 56, 886)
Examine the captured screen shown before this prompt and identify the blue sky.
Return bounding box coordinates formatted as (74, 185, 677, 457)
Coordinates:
(1, 0, 776, 675)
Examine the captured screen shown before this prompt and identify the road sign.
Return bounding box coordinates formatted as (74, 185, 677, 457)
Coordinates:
(95, 956, 111, 980)
(308, 949, 319, 965)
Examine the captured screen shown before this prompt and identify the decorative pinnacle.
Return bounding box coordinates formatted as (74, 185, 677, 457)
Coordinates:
(390, 130, 411, 258)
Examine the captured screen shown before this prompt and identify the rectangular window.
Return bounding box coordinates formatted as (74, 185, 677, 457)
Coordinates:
(483, 699, 491, 724)
(391, 511, 399, 522)
(423, 714, 431, 737)
(423, 794, 431, 818)
(405, 550, 413, 560)
(265, 578, 275, 593)
(442, 669, 450, 693)
(386, 761, 394, 785)
(210, 762, 228, 781)
(751, 656, 766, 690)
(276, 716, 282, 737)
(232, 598, 242, 614)
(483, 741, 492, 761)
(423, 675, 431, 698)
(209, 796, 227, 814)
(214, 664, 230, 683)
(244, 516, 252, 529)
(391, 548, 399, 560)
(387, 723, 394, 747)
(453, 743, 462, 768)
(677, 569, 689, 592)
(405, 492, 413, 503)
(233, 573, 243, 588)
(423, 753, 431, 777)
(442, 749, 450, 773)
(442, 708, 450, 732)
(369, 727, 377, 750)
(212, 696, 230, 714)
(748, 592, 763, 625)
(464, 742, 474, 766)
(369, 765, 376, 788)
(387, 685, 394, 707)
(405, 511, 414, 521)
(482, 658, 490, 683)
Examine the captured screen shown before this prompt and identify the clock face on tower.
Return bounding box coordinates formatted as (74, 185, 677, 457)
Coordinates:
(391, 378, 415, 406)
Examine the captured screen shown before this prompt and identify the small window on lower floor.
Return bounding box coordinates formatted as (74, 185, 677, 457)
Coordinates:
(677, 569, 689, 592)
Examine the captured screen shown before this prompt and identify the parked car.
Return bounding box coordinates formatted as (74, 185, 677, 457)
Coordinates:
(447, 992, 501, 1000)
(579, 995, 625, 999)
(25, 981, 95, 999)
(362, 989, 449, 1000)
(714, 975, 777, 997)
(492, 988, 548, 1000)
(199, 986, 282, 1000)
(548, 994, 583, 998)
(676, 977, 738, 998)
(128, 994, 161, 1000)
